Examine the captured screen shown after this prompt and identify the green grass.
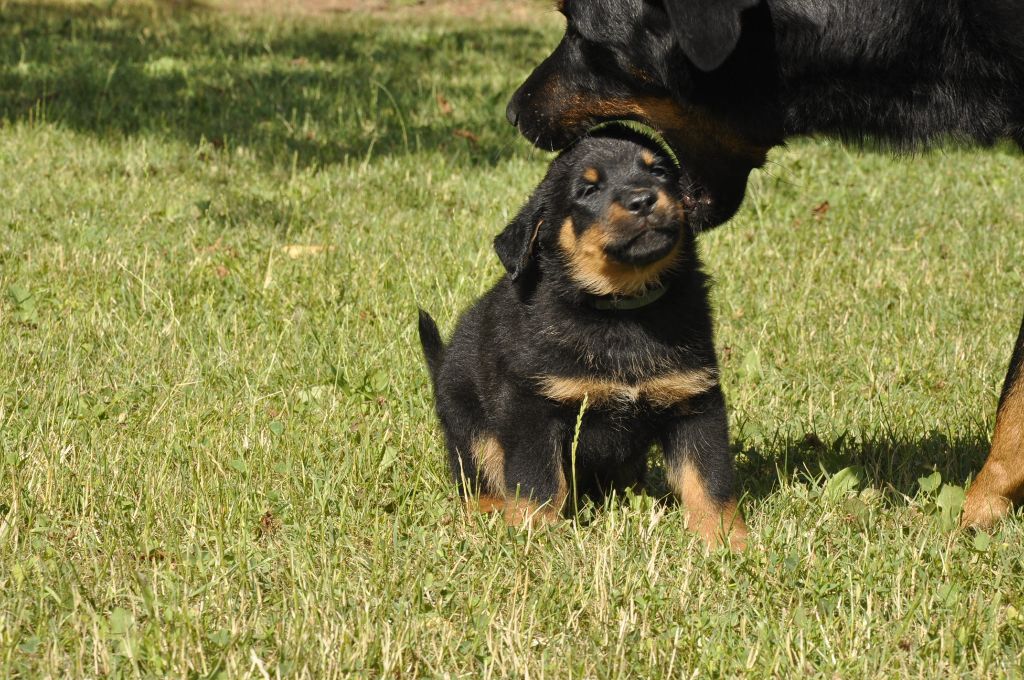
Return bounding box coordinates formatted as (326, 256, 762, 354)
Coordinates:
(2, 1, 1024, 676)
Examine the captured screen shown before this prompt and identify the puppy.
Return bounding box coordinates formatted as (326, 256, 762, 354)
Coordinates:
(418, 126, 747, 549)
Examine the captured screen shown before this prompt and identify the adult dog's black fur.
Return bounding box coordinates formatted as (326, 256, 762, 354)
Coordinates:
(508, 0, 1024, 230)
(418, 128, 747, 549)
(506, 0, 1024, 529)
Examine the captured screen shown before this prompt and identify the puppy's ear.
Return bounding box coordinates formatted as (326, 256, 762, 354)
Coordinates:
(494, 198, 544, 281)
(663, 0, 759, 72)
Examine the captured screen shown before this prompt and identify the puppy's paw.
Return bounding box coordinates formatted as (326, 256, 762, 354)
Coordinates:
(470, 495, 561, 527)
(686, 505, 749, 551)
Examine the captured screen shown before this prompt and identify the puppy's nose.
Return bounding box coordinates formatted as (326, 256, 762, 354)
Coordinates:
(625, 189, 657, 217)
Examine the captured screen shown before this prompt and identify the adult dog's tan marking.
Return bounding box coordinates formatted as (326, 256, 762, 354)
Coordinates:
(536, 368, 717, 407)
(474, 494, 507, 515)
(471, 495, 561, 525)
(666, 459, 748, 550)
(962, 380, 1024, 528)
(563, 95, 770, 165)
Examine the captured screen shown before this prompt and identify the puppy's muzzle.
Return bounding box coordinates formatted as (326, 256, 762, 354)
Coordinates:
(601, 189, 683, 266)
(604, 226, 679, 266)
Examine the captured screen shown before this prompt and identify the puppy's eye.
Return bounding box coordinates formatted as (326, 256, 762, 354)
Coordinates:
(576, 167, 601, 199)
(575, 182, 599, 200)
(649, 164, 669, 178)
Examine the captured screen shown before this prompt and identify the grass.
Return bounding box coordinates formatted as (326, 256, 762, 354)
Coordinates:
(1, 1, 1023, 676)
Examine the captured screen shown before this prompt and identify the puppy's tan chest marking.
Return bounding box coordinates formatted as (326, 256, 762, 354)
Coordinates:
(536, 368, 717, 408)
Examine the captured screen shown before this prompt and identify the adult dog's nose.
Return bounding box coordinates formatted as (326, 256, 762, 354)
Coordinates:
(625, 189, 658, 217)
(505, 98, 520, 127)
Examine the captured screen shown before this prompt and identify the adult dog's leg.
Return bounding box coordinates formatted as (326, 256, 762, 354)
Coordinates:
(962, 311, 1024, 528)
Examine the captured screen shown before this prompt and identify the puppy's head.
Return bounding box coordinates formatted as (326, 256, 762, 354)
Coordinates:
(495, 128, 688, 298)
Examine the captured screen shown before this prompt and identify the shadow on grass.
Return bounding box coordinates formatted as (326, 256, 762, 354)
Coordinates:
(733, 429, 991, 502)
(619, 430, 989, 514)
(572, 430, 992, 523)
(0, 1, 553, 166)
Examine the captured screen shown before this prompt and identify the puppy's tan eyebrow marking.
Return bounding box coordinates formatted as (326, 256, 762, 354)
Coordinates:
(641, 150, 656, 166)
(582, 167, 600, 183)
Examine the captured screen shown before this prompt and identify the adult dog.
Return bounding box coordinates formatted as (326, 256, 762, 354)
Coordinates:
(505, 0, 1024, 529)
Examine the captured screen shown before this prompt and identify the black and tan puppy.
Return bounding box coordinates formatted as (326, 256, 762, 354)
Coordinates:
(418, 127, 747, 549)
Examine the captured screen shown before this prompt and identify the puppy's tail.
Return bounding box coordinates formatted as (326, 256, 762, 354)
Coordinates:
(417, 308, 445, 386)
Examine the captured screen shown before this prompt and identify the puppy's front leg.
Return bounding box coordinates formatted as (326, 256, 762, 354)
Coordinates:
(660, 387, 748, 550)
(477, 401, 568, 526)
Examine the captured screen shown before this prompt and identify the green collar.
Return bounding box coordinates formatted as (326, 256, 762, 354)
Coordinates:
(589, 284, 669, 311)
(588, 120, 680, 169)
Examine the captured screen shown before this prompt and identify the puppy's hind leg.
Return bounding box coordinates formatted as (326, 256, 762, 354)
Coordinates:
(433, 387, 488, 501)
(660, 386, 748, 550)
(436, 392, 526, 518)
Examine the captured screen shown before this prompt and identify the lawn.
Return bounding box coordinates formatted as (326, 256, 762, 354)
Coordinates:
(1, 1, 1023, 676)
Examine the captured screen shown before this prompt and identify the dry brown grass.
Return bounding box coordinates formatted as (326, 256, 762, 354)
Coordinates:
(211, 0, 556, 23)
